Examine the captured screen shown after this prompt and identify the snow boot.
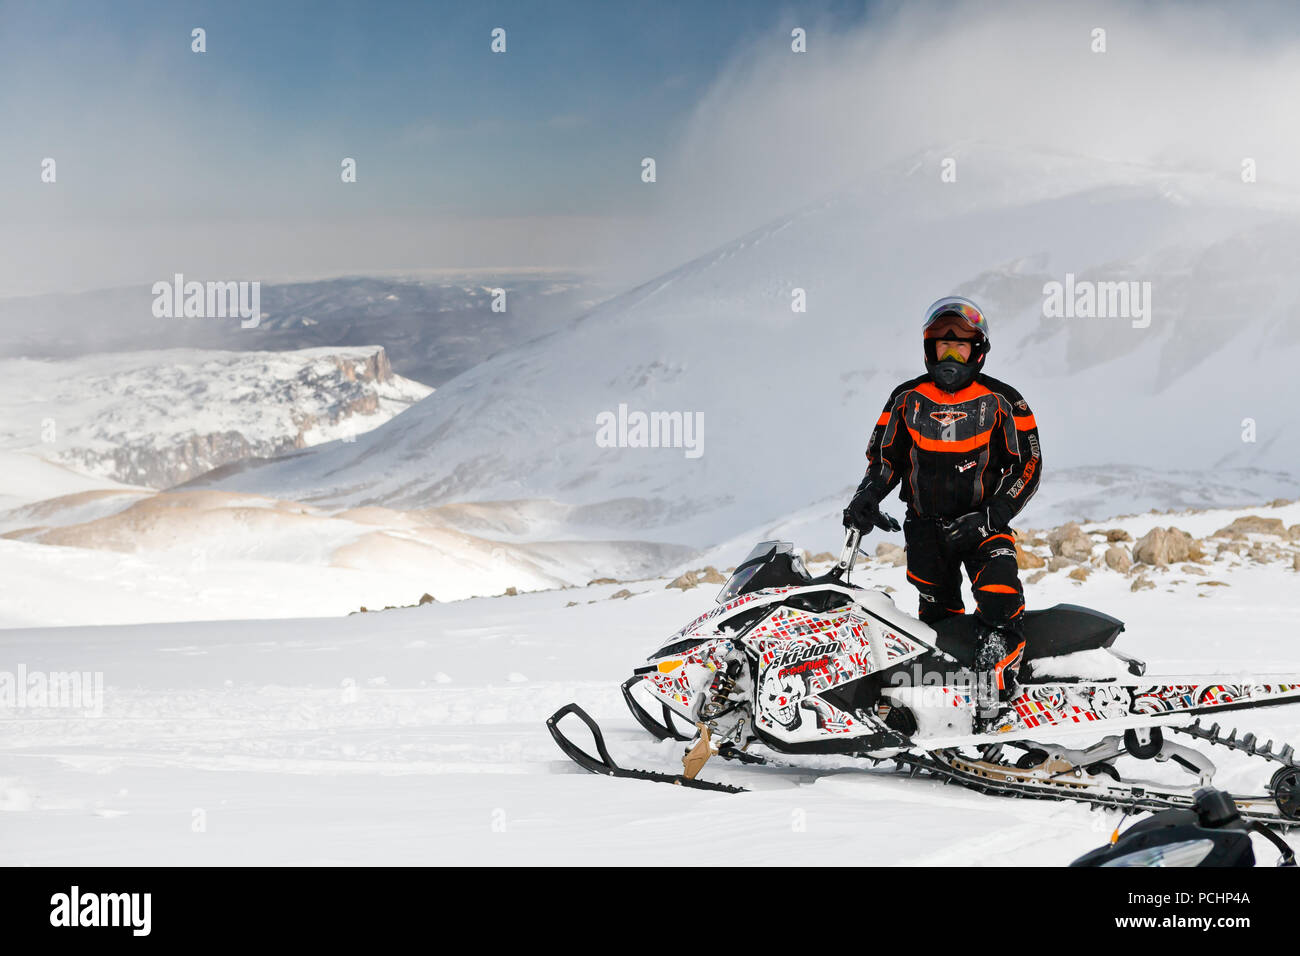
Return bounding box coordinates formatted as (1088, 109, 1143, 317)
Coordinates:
(973, 622, 1025, 733)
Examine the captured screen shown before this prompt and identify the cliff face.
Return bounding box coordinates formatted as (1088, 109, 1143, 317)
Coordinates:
(0, 346, 432, 489)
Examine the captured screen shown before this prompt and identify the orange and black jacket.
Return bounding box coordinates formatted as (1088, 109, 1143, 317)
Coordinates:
(861, 373, 1042, 527)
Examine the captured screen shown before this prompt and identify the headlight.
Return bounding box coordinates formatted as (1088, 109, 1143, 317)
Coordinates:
(1100, 838, 1215, 867)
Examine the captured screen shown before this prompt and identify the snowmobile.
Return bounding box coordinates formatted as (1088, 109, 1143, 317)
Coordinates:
(1070, 787, 1295, 867)
(548, 527, 1300, 827)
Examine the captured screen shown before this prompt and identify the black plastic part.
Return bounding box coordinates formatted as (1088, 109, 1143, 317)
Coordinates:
(546, 702, 747, 794)
(933, 603, 1125, 669)
(1194, 787, 1241, 828)
(1087, 761, 1122, 783)
(1272, 766, 1300, 822)
(883, 704, 919, 737)
(1066, 787, 1296, 868)
(718, 744, 767, 765)
(1251, 821, 1297, 866)
(732, 548, 811, 598)
(1015, 748, 1049, 769)
(752, 722, 910, 755)
(1170, 753, 1203, 775)
(1124, 727, 1164, 760)
(782, 590, 854, 614)
(621, 676, 692, 742)
(1070, 787, 1257, 867)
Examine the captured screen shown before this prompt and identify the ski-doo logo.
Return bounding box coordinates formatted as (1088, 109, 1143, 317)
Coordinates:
(930, 410, 968, 427)
(956, 460, 977, 473)
(775, 640, 841, 670)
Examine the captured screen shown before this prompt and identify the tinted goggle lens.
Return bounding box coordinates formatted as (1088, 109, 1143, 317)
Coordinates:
(924, 302, 987, 337)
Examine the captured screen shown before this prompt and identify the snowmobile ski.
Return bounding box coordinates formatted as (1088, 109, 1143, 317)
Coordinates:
(546, 702, 746, 793)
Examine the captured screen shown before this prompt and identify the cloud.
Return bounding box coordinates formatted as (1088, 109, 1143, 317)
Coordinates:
(632, 0, 1300, 274)
(7, 1, 1300, 299)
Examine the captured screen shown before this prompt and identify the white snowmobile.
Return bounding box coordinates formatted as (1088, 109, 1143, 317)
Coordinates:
(548, 527, 1300, 827)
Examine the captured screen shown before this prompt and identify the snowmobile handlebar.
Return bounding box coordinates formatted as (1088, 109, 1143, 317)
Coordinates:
(832, 526, 864, 580)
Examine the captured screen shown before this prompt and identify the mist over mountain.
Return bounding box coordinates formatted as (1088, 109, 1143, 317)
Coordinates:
(189, 144, 1300, 548)
(0, 273, 610, 387)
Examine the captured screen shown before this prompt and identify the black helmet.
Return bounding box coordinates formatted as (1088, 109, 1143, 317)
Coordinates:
(922, 296, 990, 393)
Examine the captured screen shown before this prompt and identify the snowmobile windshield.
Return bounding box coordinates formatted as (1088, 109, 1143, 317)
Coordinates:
(716, 541, 795, 604)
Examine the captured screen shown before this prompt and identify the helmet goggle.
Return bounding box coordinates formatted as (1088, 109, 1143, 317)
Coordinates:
(923, 297, 988, 341)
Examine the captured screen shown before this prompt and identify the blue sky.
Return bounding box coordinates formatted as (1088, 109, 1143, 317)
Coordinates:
(0, 0, 872, 220)
(3, 0, 1299, 295)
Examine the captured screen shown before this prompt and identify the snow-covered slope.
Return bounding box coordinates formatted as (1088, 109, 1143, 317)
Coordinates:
(0, 488, 692, 626)
(0, 450, 146, 513)
(0, 346, 431, 488)
(3, 502, 1298, 865)
(197, 145, 1300, 547)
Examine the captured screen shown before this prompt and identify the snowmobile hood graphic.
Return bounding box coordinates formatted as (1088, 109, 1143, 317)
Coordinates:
(548, 528, 1300, 831)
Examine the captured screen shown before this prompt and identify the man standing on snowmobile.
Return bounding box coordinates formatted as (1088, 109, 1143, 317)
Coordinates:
(844, 296, 1042, 731)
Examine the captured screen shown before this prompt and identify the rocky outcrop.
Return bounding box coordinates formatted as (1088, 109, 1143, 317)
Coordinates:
(1015, 541, 1046, 569)
(666, 565, 728, 590)
(1213, 515, 1286, 537)
(666, 571, 696, 590)
(699, 566, 727, 584)
(875, 542, 907, 567)
(1047, 522, 1093, 561)
(1133, 526, 1204, 566)
(1103, 546, 1132, 572)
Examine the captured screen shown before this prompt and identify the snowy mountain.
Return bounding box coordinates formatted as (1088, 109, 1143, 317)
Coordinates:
(195, 145, 1300, 547)
(0, 346, 431, 488)
(0, 273, 609, 387)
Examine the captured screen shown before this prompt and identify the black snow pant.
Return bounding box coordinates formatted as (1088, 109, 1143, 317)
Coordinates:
(902, 512, 1026, 634)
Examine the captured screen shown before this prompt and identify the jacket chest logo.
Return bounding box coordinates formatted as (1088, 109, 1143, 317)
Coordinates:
(929, 410, 969, 427)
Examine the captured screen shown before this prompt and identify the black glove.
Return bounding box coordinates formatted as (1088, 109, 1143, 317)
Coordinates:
(943, 509, 994, 551)
(844, 485, 901, 533)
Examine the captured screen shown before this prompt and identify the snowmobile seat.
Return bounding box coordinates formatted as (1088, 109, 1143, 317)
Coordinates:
(930, 603, 1124, 669)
